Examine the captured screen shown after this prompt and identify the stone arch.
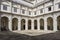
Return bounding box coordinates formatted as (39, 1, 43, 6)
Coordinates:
(57, 16, 60, 30)
(34, 20, 37, 30)
(12, 18, 18, 30)
(40, 19, 44, 30)
(47, 17, 53, 30)
(28, 20, 31, 30)
(21, 19, 25, 30)
(1, 16, 9, 31)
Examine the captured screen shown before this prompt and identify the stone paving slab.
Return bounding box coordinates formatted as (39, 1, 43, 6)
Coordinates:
(0, 31, 60, 40)
(13, 30, 55, 36)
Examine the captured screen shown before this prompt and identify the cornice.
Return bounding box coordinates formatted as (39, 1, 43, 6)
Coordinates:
(1, 0, 54, 9)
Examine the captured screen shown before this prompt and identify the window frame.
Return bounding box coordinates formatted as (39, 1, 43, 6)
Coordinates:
(40, 9, 43, 13)
(22, 9, 25, 14)
(3, 4, 8, 10)
(58, 3, 60, 8)
(48, 6, 51, 11)
(13, 7, 17, 12)
(34, 11, 36, 15)
(29, 11, 31, 15)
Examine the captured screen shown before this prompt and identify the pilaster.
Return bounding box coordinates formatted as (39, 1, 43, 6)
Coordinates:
(18, 18, 21, 31)
(25, 19, 28, 30)
(37, 19, 40, 30)
(31, 19, 34, 30)
(44, 18, 48, 31)
(53, 16, 57, 31)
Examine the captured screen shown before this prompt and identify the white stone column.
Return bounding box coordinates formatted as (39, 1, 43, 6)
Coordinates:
(9, 18, 12, 31)
(44, 18, 47, 31)
(18, 19, 21, 31)
(37, 19, 40, 30)
(25, 19, 28, 30)
(31, 19, 34, 30)
(53, 17, 57, 31)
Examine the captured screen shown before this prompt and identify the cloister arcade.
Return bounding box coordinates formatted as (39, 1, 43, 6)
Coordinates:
(0, 15, 60, 31)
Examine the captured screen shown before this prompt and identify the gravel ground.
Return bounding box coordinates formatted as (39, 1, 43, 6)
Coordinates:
(0, 31, 60, 40)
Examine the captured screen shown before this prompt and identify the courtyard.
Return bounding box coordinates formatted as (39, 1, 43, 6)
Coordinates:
(0, 30, 60, 40)
(0, 0, 60, 40)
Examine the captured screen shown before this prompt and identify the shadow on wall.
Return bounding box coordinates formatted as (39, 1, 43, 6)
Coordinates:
(0, 31, 60, 40)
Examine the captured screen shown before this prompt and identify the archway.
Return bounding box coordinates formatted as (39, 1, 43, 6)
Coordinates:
(21, 19, 25, 30)
(40, 19, 44, 30)
(34, 20, 37, 30)
(1, 17, 9, 31)
(12, 18, 18, 30)
(57, 16, 60, 30)
(47, 17, 53, 30)
(28, 20, 31, 30)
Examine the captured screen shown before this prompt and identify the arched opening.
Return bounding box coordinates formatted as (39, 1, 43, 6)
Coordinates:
(40, 19, 44, 30)
(12, 18, 18, 30)
(28, 20, 31, 30)
(47, 17, 53, 30)
(21, 19, 25, 30)
(1, 17, 9, 31)
(34, 20, 37, 30)
(57, 16, 60, 30)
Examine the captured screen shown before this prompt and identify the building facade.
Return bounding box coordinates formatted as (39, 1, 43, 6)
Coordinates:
(0, 0, 60, 31)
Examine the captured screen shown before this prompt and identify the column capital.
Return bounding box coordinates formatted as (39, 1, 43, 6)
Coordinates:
(26, 19, 28, 21)
(18, 19, 21, 22)
(37, 19, 40, 21)
(31, 19, 34, 23)
(18, 17, 21, 21)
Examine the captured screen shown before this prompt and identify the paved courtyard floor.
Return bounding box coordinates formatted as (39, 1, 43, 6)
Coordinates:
(0, 30, 60, 40)
(13, 30, 55, 36)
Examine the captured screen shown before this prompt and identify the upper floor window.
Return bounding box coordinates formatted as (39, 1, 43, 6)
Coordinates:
(29, 11, 31, 15)
(40, 9, 43, 13)
(3, 5, 7, 10)
(22, 9, 25, 14)
(58, 4, 60, 8)
(14, 7, 17, 12)
(48, 7, 51, 11)
(34, 11, 36, 15)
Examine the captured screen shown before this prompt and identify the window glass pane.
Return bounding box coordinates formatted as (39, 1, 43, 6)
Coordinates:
(3, 5, 7, 10)
(48, 7, 51, 11)
(14, 7, 17, 12)
(22, 9, 25, 14)
(35, 11, 36, 15)
(58, 4, 60, 8)
(29, 11, 31, 15)
(40, 9, 43, 13)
